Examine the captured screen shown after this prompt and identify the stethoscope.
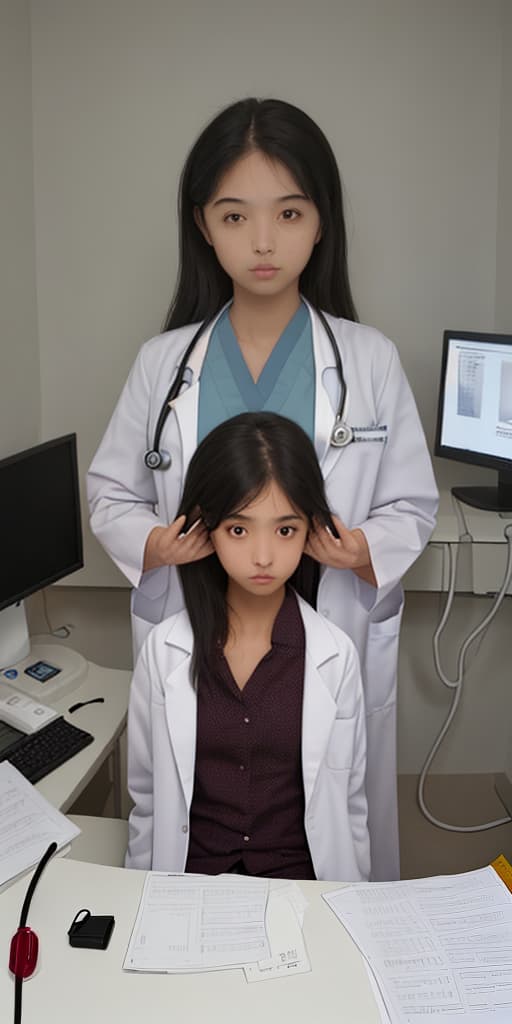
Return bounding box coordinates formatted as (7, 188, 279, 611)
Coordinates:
(144, 307, 352, 470)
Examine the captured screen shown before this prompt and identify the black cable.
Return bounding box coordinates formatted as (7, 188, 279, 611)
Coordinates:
(14, 977, 22, 1024)
(13, 841, 58, 1024)
(19, 841, 57, 927)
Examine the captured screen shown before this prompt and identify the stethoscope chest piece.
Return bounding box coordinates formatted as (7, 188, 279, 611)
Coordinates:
(144, 449, 172, 470)
(330, 420, 353, 448)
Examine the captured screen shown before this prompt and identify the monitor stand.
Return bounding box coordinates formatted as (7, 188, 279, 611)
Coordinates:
(452, 469, 512, 513)
(0, 602, 30, 668)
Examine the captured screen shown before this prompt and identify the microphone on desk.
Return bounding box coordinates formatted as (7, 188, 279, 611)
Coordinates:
(9, 841, 57, 1024)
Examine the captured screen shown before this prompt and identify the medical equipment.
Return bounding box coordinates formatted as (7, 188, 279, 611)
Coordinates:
(435, 329, 512, 512)
(9, 840, 57, 1024)
(143, 308, 351, 470)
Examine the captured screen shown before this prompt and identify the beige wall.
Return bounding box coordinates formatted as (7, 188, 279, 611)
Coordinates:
(496, 2, 512, 330)
(0, 0, 39, 457)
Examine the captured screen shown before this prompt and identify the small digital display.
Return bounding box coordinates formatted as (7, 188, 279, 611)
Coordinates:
(24, 660, 61, 683)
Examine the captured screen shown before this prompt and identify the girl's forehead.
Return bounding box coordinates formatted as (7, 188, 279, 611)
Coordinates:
(210, 150, 302, 203)
(230, 480, 306, 520)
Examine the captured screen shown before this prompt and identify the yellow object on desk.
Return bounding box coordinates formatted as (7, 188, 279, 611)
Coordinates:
(491, 853, 512, 893)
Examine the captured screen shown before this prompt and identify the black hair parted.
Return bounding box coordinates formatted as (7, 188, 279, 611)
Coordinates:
(177, 412, 334, 683)
(163, 98, 357, 330)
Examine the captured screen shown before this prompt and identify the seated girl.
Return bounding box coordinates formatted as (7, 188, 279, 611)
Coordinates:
(125, 412, 370, 881)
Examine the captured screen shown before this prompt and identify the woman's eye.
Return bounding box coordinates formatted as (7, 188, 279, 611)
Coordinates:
(278, 525, 296, 537)
(229, 525, 246, 537)
(224, 213, 243, 224)
(281, 209, 300, 221)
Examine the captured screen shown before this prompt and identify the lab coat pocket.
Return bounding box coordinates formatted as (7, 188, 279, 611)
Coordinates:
(136, 565, 169, 601)
(132, 566, 171, 624)
(326, 717, 356, 771)
(364, 598, 404, 714)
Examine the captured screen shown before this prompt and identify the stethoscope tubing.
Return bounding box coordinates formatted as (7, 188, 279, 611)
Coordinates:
(144, 306, 350, 469)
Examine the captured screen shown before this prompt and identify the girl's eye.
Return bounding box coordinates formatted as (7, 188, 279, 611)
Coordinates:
(228, 524, 246, 537)
(224, 213, 244, 224)
(281, 209, 300, 221)
(278, 525, 296, 537)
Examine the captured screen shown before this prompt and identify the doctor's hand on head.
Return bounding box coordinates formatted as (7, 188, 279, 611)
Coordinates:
(305, 514, 377, 588)
(143, 516, 214, 573)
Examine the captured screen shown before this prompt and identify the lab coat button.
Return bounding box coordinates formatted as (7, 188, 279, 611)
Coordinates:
(243, 835, 250, 842)
(181, 825, 188, 833)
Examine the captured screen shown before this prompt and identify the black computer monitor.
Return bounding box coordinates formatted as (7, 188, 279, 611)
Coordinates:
(0, 434, 83, 668)
(435, 330, 512, 511)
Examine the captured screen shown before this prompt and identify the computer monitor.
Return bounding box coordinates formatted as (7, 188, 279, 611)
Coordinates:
(435, 330, 512, 511)
(0, 434, 83, 668)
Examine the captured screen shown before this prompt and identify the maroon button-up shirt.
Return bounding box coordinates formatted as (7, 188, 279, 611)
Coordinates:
(185, 589, 315, 879)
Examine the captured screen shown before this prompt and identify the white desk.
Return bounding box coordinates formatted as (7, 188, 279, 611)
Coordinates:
(0, 857, 380, 1024)
(2, 641, 131, 814)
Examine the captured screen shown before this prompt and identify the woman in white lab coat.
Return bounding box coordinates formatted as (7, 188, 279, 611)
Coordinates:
(88, 98, 438, 879)
(125, 413, 370, 881)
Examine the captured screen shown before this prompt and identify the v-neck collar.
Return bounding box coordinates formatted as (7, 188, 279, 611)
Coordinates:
(217, 302, 309, 410)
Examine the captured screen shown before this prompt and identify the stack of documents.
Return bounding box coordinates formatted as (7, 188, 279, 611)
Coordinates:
(323, 866, 512, 1023)
(0, 761, 80, 890)
(123, 873, 310, 982)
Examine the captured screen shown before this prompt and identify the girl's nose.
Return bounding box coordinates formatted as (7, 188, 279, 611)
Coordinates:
(252, 541, 273, 568)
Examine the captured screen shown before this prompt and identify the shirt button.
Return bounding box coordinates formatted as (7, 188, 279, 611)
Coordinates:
(243, 835, 250, 843)
(244, 717, 250, 724)
(239, 765, 245, 771)
(181, 825, 188, 833)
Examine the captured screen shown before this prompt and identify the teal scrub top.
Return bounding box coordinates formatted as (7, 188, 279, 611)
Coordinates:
(197, 302, 315, 443)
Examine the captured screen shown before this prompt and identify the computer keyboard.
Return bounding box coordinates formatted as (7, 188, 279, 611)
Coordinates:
(0, 715, 94, 783)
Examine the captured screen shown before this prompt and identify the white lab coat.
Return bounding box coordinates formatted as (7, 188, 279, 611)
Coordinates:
(87, 302, 438, 879)
(125, 594, 370, 882)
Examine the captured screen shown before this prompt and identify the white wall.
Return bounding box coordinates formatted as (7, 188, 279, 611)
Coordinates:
(0, 0, 39, 457)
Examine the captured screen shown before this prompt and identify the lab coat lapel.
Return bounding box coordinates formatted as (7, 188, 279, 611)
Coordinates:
(299, 598, 339, 808)
(162, 616, 197, 808)
(171, 308, 226, 481)
(307, 302, 349, 482)
(173, 381, 201, 482)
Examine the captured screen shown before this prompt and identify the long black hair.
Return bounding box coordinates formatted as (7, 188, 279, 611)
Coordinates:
(163, 98, 357, 330)
(177, 412, 334, 683)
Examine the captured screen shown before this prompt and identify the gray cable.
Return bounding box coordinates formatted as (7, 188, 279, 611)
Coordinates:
(417, 509, 512, 832)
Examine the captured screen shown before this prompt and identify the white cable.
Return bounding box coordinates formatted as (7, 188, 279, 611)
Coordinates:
(41, 588, 73, 639)
(450, 491, 473, 543)
(417, 517, 512, 832)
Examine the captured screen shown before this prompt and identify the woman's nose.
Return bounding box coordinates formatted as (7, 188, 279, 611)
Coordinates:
(252, 218, 275, 256)
(253, 240, 274, 255)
